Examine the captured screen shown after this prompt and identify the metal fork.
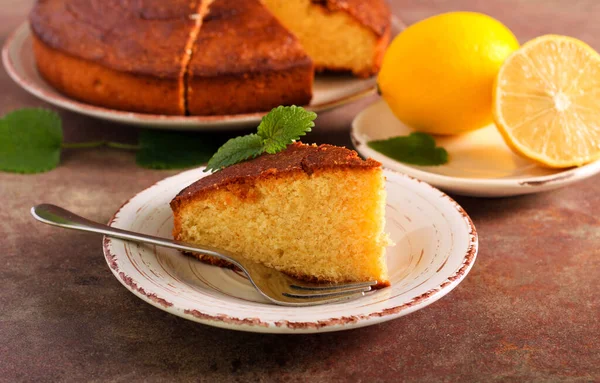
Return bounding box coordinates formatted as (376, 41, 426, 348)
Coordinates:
(31, 204, 377, 306)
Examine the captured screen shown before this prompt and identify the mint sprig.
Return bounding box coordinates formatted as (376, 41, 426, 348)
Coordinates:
(367, 132, 449, 166)
(203, 134, 264, 172)
(0, 109, 62, 173)
(205, 105, 316, 172)
(258, 105, 316, 154)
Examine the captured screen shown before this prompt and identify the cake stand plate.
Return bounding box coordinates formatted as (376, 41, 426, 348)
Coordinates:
(2, 19, 403, 130)
(102, 167, 477, 333)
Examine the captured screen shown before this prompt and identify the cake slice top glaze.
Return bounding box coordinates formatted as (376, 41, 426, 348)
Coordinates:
(30, 0, 198, 78)
(189, 0, 311, 78)
(171, 142, 381, 209)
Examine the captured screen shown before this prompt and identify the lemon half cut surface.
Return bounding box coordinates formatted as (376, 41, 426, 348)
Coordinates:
(493, 35, 600, 168)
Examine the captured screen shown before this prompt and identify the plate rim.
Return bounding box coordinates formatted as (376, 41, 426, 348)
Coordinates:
(102, 167, 478, 334)
(2, 21, 402, 130)
(351, 99, 600, 197)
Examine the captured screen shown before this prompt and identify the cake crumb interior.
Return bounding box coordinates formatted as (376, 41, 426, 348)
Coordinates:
(174, 168, 390, 285)
(262, 0, 378, 76)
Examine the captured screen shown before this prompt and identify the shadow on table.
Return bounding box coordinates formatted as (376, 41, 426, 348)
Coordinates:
(450, 192, 546, 223)
(103, 308, 413, 379)
(32, 275, 423, 380)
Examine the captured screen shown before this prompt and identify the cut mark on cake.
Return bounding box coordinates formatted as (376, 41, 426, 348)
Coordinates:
(181, 0, 215, 115)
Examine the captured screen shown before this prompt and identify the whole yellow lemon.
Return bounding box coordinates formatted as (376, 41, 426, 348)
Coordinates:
(378, 12, 520, 135)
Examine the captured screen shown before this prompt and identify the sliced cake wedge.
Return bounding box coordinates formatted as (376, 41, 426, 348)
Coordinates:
(170, 142, 390, 288)
(186, 0, 314, 116)
(262, 0, 391, 77)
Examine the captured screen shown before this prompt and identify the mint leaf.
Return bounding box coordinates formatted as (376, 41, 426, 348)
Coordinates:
(367, 132, 448, 166)
(205, 106, 316, 172)
(257, 105, 316, 154)
(0, 109, 62, 173)
(205, 134, 264, 172)
(136, 130, 223, 170)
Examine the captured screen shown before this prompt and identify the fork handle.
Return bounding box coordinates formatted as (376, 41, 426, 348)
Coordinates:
(30, 203, 245, 269)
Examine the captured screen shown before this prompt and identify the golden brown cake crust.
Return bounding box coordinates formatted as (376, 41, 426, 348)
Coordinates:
(187, 63, 313, 116)
(32, 35, 184, 115)
(30, 0, 198, 78)
(29, 0, 199, 114)
(29, 0, 313, 116)
(312, 0, 391, 37)
(170, 142, 381, 211)
(191, 0, 312, 77)
(187, 0, 313, 115)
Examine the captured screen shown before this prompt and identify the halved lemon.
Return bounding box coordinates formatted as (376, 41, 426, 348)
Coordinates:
(493, 35, 600, 168)
(379, 12, 519, 135)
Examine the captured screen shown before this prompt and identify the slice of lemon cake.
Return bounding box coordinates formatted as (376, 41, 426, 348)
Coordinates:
(262, 0, 391, 77)
(170, 142, 390, 287)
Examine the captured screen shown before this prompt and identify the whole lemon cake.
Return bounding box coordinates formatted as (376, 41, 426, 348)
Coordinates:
(170, 142, 390, 287)
(29, 0, 390, 115)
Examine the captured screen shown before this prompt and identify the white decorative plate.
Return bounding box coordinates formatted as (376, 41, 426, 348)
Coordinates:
(352, 100, 600, 197)
(103, 167, 477, 333)
(2, 19, 403, 130)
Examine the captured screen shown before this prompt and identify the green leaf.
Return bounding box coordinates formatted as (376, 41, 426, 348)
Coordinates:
(0, 108, 62, 173)
(367, 132, 449, 166)
(205, 106, 316, 172)
(257, 105, 316, 154)
(136, 130, 223, 169)
(204, 134, 264, 172)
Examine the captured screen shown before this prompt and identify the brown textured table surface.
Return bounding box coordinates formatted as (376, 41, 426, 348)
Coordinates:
(2, 1, 599, 382)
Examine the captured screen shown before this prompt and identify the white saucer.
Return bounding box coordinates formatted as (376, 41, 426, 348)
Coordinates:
(352, 100, 600, 197)
(103, 167, 477, 333)
(2, 19, 403, 130)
